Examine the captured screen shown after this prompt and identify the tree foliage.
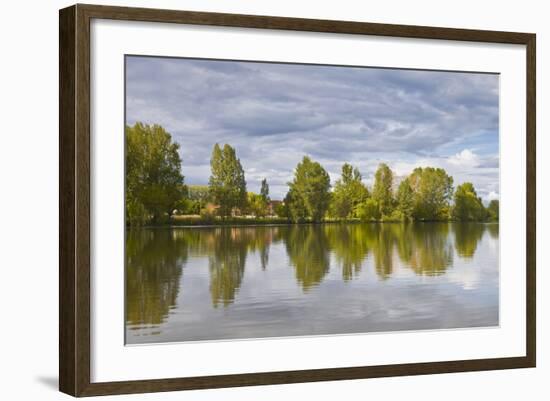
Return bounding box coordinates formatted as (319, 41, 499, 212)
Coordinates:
(287, 156, 331, 222)
(176, 185, 211, 215)
(409, 167, 453, 220)
(260, 178, 270, 203)
(487, 199, 499, 221)
(125, 122, 184, 225)
(452, 182, 487, 221)
(396, 178, 415, 220)
(125, 122, 495, 225)
(188, 185, 210, 203)
(356, 198, 380, 221)
(330, 163, 369, 218)
(208, 143, 247, 217)
(372, 163, 394, 217)
(247, 192, 269, 218)
(275, 201, 289, 219)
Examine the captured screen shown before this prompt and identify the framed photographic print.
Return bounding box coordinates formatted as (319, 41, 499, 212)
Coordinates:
(59, 4, 536, 397)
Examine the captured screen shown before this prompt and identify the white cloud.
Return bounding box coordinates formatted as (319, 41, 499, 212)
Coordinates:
(448, 149, 480, 168)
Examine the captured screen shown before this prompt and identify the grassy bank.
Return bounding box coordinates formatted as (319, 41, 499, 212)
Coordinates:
(167, 215, 364, 226)
(134, 215, 496, 227)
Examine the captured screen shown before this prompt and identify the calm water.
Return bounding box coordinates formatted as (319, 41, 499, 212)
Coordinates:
(125, 222, 499, 344)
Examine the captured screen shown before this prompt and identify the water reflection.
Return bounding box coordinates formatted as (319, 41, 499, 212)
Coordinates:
(406, 223, 453, 276)
(172, 227, 274, 307)
(126, 223, 495, 329)
(453, 223, 486, 258)
(325, 224, 369, 281)
(125, 229, 187, 327)
(282, 226, 330, 291)
(487, 223, 499, 239)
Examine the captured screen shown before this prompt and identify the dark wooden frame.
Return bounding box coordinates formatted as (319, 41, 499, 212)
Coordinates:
(59, 3, 536, 397)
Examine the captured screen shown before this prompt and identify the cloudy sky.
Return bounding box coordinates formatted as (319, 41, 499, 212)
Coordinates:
(126, 56, 499, 202)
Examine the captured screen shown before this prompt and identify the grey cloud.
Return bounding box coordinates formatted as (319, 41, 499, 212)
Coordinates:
(126, 56, 499, 200)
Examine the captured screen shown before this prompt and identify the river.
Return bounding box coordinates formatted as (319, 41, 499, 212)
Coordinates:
(125, 222, 499, 344)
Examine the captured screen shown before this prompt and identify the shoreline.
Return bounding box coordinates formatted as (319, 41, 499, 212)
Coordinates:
(128, 219, 499, 229)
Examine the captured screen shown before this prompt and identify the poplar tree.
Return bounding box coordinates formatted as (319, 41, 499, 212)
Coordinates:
(372, 163, 394, 217)
(209, 143, 247, 217)
(260, 178, 270, 202)
(396, 178, 415, 220)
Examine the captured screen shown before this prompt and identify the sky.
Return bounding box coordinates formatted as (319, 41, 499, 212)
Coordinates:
(126, 56, 499, 202)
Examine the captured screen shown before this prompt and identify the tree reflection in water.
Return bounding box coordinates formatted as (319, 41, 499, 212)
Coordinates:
(126, 223, 491, 326)
(405, 223, 453, 276)
(207, 228, 247, 307)
(325, 224, 369, 281)
(125, 229, 187, 327)
(453, 223, 486, 258)
(283, 225, 331, 291)
(487, 222, 499, 239)
(185, 227, 275, 307)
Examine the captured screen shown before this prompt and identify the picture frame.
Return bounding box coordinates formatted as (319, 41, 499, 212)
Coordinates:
(59, 3, 536, 397)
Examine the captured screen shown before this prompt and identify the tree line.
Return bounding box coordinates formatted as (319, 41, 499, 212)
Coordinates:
(125, 122, 499, 225)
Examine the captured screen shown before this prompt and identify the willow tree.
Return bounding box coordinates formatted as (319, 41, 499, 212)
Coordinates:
(208, 143, 247, 218)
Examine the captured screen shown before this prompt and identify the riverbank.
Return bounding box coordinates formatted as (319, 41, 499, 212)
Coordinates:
(129, 215, 497, 227)
(169, 215, 361, 226)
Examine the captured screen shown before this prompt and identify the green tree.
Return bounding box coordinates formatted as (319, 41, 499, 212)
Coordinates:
(275, 202, 289, 219)
(175, 185, 207, 215)
(188, 185, 210, 212)
(260, 178, 270, 203)
(247, 192, 268, 218)
(208, 143, 247, 217)
(487, 199, 499, 221)
(372, 163, 394, 217)
(175, 198, 198, 215)
(409, 167, 453, 220)
(285, 187, 307, 222)
(355, 198, 380, 221)
(287, 156, 331, 222)
(125, 122, 185, 225)
(452, 182, 486, 221)
(396, 177, 414, 220)
(330, 163, 369, 218)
